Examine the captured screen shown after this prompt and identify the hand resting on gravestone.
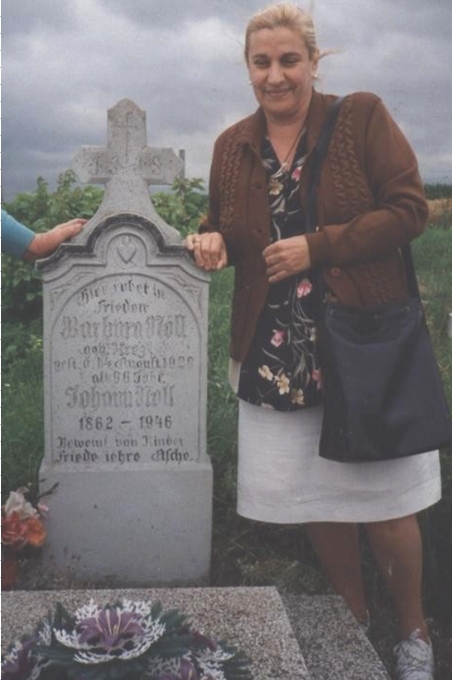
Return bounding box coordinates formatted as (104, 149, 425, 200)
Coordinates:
(185, 232, 228, 271)
(24, 219, 87, 260)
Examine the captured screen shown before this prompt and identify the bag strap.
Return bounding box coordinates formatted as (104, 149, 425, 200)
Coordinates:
(305, 96, 344, 234)
(305, 96, 421, 301)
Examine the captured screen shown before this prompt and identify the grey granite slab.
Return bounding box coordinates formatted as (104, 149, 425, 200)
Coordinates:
(282, 594, 391, 680)
(2, 587, 311, 680)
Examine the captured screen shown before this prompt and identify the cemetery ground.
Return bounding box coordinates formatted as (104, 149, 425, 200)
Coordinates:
(2, 183, 452, 679)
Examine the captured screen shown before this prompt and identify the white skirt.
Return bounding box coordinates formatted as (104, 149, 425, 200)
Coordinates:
(237, 401, 442, 524)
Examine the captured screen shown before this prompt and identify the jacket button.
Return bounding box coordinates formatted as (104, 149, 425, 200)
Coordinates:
(330, 267, 341, 277)
(254, 183, 263, 190)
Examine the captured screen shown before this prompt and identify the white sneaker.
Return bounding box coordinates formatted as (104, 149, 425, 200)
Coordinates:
(394, 629, 434, 680)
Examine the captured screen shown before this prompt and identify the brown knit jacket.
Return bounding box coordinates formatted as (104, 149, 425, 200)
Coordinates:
(200, 89, 428, 362)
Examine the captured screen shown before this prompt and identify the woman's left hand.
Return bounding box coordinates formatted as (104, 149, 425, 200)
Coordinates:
(263, 235, 311, 283)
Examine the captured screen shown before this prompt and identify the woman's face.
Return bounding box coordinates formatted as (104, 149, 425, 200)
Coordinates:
(247, 27, 317, 123)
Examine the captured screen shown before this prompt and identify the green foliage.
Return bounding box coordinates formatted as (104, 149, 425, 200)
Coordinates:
(412, 227, 452, 333)
(424, 183, 452, 200)
(4, 171, 104, 226)
(1, 171, 103, 321)
(1, 345, 44, 498)
(152, 177, 208, 237)
(1, 319, 44, 373)
(205, 269, 238, 504)
(1, 320, 45, 499)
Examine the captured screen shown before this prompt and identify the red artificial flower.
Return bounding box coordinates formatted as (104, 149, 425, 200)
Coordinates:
(1, 511, 29, 551)
(25, 516, 46, 548)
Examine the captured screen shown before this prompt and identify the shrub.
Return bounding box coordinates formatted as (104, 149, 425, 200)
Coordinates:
(1, 171, 103, 321)
(152, 177, 208, 238)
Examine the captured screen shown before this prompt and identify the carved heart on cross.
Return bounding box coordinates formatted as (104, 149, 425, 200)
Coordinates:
(117, 235, 137, 263)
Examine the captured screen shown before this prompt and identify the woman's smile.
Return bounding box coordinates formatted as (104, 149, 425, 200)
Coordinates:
(265, 88, 292, 98)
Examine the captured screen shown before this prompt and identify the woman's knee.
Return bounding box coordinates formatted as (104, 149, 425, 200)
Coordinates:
(364, 514, 419, 541)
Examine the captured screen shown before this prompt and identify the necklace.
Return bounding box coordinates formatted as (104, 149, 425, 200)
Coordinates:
(270, 124, 306, 178)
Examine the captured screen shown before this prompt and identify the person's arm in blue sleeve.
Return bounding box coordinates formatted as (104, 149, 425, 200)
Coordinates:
(1, 210, 35, 258)
(1, 210, 87, 260)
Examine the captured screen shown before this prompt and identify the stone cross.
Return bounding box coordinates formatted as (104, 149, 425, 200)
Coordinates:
(73, 99, 184, 224)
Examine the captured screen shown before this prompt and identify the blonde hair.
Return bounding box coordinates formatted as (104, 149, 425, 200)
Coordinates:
(244, 3, 320, 62)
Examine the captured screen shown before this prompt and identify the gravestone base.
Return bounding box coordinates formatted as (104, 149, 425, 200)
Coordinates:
(42, 463, 212, 585)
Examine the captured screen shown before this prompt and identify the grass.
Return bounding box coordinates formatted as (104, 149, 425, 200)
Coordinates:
(413, 225, 452, 336)
(2, 362, 44, 492)
(1, 319, 45, 500)
(414, 223, 452, 496)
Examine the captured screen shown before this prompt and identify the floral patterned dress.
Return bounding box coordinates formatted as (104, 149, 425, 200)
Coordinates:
(238, 134, 323, 411)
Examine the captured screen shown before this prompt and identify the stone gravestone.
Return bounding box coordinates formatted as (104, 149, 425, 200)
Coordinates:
(37, 99, 212, 585)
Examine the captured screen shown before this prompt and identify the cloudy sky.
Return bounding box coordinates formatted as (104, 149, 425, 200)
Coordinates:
(2, 0, 451, 202)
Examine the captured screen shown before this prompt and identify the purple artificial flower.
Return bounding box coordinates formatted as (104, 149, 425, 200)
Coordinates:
(77, 608, 145, 649)
(53, 599, 166, 664)
(1, 637, 39, 680)
(180, 658, 199, 680)
(191, 631, 218, 652)
(157, 658, 198, 680)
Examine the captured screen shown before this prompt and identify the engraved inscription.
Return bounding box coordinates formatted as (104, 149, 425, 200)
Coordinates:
(50, 275, 200, 468)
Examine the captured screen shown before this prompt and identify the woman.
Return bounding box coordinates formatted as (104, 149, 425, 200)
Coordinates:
(186, 5, 440, 679)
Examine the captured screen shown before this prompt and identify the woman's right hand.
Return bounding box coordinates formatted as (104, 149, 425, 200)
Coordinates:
(185, 232, 228, 271)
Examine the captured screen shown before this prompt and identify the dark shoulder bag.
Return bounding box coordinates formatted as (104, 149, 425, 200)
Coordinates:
(307, 98, 452, 463)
